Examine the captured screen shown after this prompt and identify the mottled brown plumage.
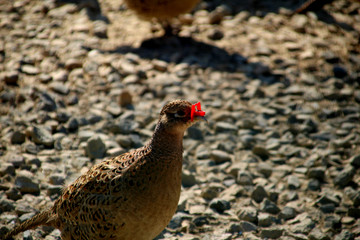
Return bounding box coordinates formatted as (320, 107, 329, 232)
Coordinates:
(3, 100, 206, 240)
(124, 0, 200, 34)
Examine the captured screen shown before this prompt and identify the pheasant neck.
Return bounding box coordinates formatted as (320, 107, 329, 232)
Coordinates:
(148, 124, 184, 158)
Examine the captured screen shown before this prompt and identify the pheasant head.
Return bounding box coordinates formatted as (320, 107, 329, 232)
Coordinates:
(157, 100, 206, 135)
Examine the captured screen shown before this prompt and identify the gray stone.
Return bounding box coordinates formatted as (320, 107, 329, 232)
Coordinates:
(31, 126, 54, 147)
(168, 212, 191, 229)
(210, 150, 231, 164)
(21, 65, 39, 75)
(207, 28, 224, 40)
(257, 162, 272, 178)
(334, 230, 355, 240)
(52, 70, 68, 82)
(182, 169, 197, 188)
(258, 212, 277, 227)
(215, 122, 237, 133)
(350, 154, 360, 167)
(5, 153, 25, 168)
(251, 185, 268, 203)
(333, 166, 355, 188)
(106, 118, 138, 134)
(237, 171, 253, 186)
(226, 223, 242, 234)
(3, 71, 19, 85)
(209, 198, 230, 213)
(0, 199, 15, 214)
(15, 170, 40, 194)
(290, 217, 315, 234)
(201, 183, 225, 200)
(239, 220, 257, 232)
(307, 167, 326, 181)
(308, 179, 321, 191)
(0, 163, 15, 177)
(66, 117, 79, 132)
(10, 130, 26, 144)
(5, 187, 22, 201)
(85, 135, 106, 159)
(260, 199, 280, 214)
(279, 206, 296, 220)
(316, 193, 340, 206)
(195, 145, 210, 160)
(93, 20, 108, 38)
(50, 82, 69, 95)
(65, 58, 82, 70)
(49, 173, 66, 185)
(252, 146, 270, 160)
(287, 175, 301, 189)
(260, 227, 284, 239)
(78, 130, 94, 142)
(323, 215, 341, 229)
(187, 126, 203, 140)
(309, 228, 330, 240)
(237, 206, 258, 223)
(47, 184, 63, 196)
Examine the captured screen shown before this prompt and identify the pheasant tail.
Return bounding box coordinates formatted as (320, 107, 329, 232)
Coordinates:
(2, 210, 52, 240)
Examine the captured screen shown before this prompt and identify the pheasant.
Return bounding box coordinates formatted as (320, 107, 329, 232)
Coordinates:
(123, 0, 201, 35)
(2, 100, 206, 240)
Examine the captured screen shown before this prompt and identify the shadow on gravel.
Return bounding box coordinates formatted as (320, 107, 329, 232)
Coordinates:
(204, 0, 356, 32)
(103, 36, 283, 84)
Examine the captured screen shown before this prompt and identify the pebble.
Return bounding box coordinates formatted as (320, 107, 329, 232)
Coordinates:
(307, 167, 325, 181)
(333, 166, 355, 188)
(93, 20, 107, 38)
(5, 153, 25, 168)
(237, 171, 253, 186)
(258, 212, 276, 227)
(287, 175, 301, 189)
(279, 206, 297, 220)
(118, 90, 133, 107)
(207, 28, 224, 40)
(3, 71, 19, 85)
(251, 185, 268, 203)
(237, 206, 258, 223)
(0, 163, 15, 177)
(182, 170, 197, 188)
(209, 198, 231, 213)
(85, 135, 106, 159)
(259, 227, 284, 239)
(31, 126, 54, 147)
(290, 217, 315, 234)
(50, 82, 69, 95)
(52, 70, 68, 82)
(350, 154, 360, 168)
(215, 122, 237, 133)
(14, 170, 40, 195)
(10, 130, 26, 144)
(260, 199, 280, 214)
(239, 221, 257, 232)
(210, 150, 231, 164)
(21, 65, 39, 75)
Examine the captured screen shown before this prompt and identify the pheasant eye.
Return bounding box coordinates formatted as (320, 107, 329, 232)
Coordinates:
(175, 110, 186, 118)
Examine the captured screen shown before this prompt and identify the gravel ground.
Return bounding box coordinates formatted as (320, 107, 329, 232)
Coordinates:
(1, 0, 360, 239)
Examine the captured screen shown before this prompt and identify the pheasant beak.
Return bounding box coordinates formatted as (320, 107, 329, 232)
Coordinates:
(191, 102, 207, 123)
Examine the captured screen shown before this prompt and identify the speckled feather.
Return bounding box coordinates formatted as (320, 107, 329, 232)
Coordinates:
(3, 100, 205, 240)
(124, 0, 200, 21)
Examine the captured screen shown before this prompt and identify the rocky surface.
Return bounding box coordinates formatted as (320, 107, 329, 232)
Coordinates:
(0, 0, 360, 239)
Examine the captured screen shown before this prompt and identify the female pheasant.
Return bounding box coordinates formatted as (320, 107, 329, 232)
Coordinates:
(124, 0, 201, 35)
(3, 100, 206, 240)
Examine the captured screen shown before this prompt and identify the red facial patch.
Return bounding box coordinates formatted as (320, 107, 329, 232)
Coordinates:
(191, 102, 205, 122)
